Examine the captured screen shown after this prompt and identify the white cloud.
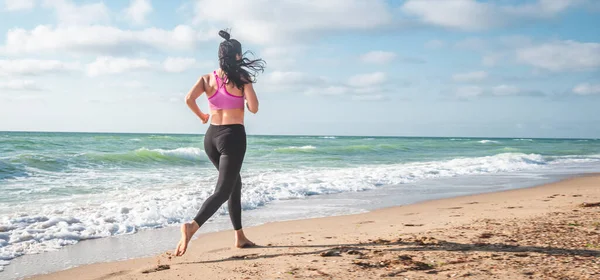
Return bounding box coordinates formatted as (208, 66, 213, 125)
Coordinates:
(4, 0, 35, 11)
(482, 53, 506, 67)
(192, 0, 393, 45)
(454, 38, 487, 51)
(260, 46, 307, 69)
(456, 86, 484, 98)
(455, 36, 534, 53)
(573, 83, 600, 95)
(456, 84, 542, 98)
(347, 72, 387, 87)
(0, 59, 80, 76)
(504, 0, 584, 18)
(42, 0, 110, 26)
(264, 71, 324, 86)
(360, 51, 397, 64)
(399, 57, 427, 64)
(492, 85, 520, 96)
(401, 0, 582, 31)
(351, 94, 387, 101)
(88, 56, 208, 76)
(452, 71, 488, 82)
(261, 71, 328, 94)
(125, 0, 152, 25)
(123, 80, 147, 89)
(403, 0, 497, 31)
(1, 25, 213, 55)
(497, 35, 535, 49)
(262, 71, 392, 98)
(424, 39, 445, 49)
(87, 56, 153, 77)
(0, 79, 40, 91)
(516, 40, 600, 72)
(304, 86, 347, 96)
(163, 57, 197, 73)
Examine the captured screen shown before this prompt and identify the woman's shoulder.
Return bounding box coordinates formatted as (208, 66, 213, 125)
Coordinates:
(200, 72, 213, 81)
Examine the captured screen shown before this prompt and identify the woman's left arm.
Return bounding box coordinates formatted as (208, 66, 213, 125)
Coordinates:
(244, 82, 259, 114)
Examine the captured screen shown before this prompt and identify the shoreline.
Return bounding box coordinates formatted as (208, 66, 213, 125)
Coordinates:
(23, 173, 600, 280)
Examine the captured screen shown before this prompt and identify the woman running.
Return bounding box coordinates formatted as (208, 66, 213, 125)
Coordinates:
(175, 29, 265, 257)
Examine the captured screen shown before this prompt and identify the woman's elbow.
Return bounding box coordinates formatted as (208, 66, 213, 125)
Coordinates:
(248, 103, 259, 114)
(185, 95, 195, 105)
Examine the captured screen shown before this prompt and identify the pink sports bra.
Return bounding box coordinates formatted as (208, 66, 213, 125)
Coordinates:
(207, 71, 244, 110)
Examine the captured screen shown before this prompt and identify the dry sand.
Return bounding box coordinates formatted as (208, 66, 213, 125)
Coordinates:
(28, 174, 600, 280)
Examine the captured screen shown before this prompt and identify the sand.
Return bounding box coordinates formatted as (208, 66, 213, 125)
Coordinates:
(27, 174, 600, 280)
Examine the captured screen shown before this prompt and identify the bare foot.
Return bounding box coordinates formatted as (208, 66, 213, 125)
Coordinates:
(174, 223, 195, 256)
(235, 236, 256, 248)
(234, 229, 256, 248)
(236, 239, 256, 248)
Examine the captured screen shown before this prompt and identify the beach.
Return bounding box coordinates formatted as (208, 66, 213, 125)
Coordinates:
(24, 174, 600, 280)
(2, 132, 600, 279)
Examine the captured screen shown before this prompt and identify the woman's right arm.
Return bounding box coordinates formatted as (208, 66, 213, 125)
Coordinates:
(185, 75, 210, 123)
(244, 82, 259, 114)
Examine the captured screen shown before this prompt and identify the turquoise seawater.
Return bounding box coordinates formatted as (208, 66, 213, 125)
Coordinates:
(1, 131, 600, 271)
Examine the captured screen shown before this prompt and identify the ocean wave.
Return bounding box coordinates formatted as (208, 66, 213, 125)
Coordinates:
(84, 147, 205, 165)
(332, 144, 409, 153)
(141, 147, 205, 161)
(549, 154, 600, 164)
(0, 160, 29, 180)
(275, 146, 317, 152)
(3, 148, 206, 175)
(10, 154, 70, 172)
(274, 144, 409, 154)
(148, 135, 173, 139)
(3, 152, 599, 270)
(320, 136, 337, 139)
(478, 140, 501, 144)
(513, 138, 533, 141)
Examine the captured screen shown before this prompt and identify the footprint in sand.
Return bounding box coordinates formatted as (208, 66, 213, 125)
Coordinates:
(140, 265, 170, 274)
(96, 270, 130, 280)
(229, 253, 260, 260)
(207, 247, 229, 253)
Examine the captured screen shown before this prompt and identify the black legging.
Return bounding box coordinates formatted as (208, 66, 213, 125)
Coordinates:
(193, 124, 246, 230)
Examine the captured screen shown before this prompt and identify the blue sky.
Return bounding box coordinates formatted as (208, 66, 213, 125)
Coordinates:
(0, 0, 599, 138)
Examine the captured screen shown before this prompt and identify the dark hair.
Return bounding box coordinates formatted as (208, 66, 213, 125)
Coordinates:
(218, 29, 266, 90)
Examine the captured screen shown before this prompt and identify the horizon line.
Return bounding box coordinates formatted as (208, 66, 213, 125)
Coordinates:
(0, 130, 597, 140)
